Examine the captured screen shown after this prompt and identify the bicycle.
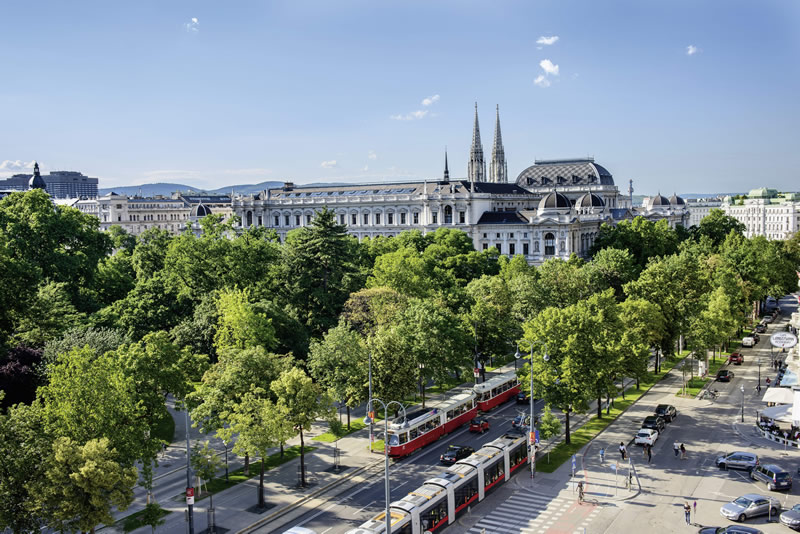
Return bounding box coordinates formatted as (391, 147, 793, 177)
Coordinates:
(577, 481, 585, 503)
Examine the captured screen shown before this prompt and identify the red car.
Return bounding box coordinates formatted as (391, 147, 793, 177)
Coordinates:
(469, 418, 490, 433)
(729, 352, 744, 365)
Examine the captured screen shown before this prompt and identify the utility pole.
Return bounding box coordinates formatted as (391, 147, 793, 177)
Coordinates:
(184, 407, 195, 534)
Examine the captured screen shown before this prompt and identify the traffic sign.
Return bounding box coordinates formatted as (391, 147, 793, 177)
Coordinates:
(473, 368, 480, 378)
(186, 487, 195, 505)
(571, 455, 576, 470)
(770, 332, 797, 349)
(535, 429, 540, 444)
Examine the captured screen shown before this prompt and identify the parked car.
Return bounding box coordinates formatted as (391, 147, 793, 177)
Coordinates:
(741, 337, 755, 348)
(729, 353, 744, 365)
(750, 463, 792, 491)
(516, 391, 529, 404)
(440, 445, 475, 465)
(717, 369, 735, 382)
(720, 493, 780, 522)
(634, 428, 658, 446)
(469, 418, 490, 433)
(642, 415, 666, 432)
(511, 414, 530, 430)
(755, 324, 767, 333)
(697, 526, 764, 534)
(751, 332, 760, 343)
(762, 315, 774, 324)
(716, 451, 759, 471)
(655, 404, 677, 422)
(780, 503, 800, 530)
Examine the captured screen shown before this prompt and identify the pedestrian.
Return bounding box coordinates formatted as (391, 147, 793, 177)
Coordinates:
(680, 443, 686, 460)
(673, 441, 679, 457)
(619, 441, 627, 460)
(757, 383, 762, 394)
(693, 500, 697, 519)
(599, 447, 605, 464)
(766, 377, 771, 387)
(684, 502, 691, 525)
(647, 444, 652, 463)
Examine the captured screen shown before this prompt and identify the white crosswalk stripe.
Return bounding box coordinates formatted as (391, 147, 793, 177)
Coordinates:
(468, 491, 598, 534)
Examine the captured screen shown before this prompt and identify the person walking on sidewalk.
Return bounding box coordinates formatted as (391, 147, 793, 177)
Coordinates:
(680, 443, 687, 460)
(599, 447, 605, 464)
(684, 502, 692, 525)
(647, 444, 652, 463)
(693, 500, 697, 520)
(619, 442, 627, 460)
(673, 441, 679, 457)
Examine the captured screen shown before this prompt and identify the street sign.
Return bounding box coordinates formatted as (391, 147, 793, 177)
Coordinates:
(535, 429, 540, 444)
(473, 368, 480, 378)
(186, 487, 195, 505)
(771, 332, 798, 349)
(571, 455, 576, 470)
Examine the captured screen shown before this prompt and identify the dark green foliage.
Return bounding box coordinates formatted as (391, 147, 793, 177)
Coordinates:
(0, 345, 43, 408)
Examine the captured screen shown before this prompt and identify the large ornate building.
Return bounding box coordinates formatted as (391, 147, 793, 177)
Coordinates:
(232, 106, 689, 264)
(722, 188, 800, 240)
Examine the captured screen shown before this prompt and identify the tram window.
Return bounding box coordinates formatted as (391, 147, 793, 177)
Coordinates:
(410, 427, 420, 440)
(484, 461, 504, 486)
(447, 409, 456, 420)
(510, 443, 527, 467)
(455, 477, 479, 507)
(420, 500, 448, 530)
(399, 432, 408, 444)
(389, 434, 400, 446)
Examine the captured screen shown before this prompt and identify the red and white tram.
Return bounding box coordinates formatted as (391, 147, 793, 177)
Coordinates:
(348, 433, 529, 534)
(386, 391, 476, 458)
(473, 370, 520, 412)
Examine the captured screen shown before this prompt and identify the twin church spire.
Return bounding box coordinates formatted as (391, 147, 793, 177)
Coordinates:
(466, 103, 507, 183)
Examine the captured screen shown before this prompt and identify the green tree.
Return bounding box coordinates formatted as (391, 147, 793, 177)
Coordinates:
(222, 391, 293, 507)
(32, 437, 137, 534)
(590, 216, 681, 271)
(341, 287, 408, 336)
(282, 207, 363, 336)
(308, 322, 369, 428)
(131, 228, 172, 279)
(107, 225, 137, 252)
(465, 275, 519, 376)
(13, 282, 83, 348)
(191, 441, 224, 511)
(42, 326, 128, 376)
(214, 288, 276, 352)
(584, 248, 638, 300)
(367, 247, 435, 299)
(89, 250, 136, 309)
(535, 257, 591, 309)
(693, 209, 746, 248)
(619, 298, 666, 378)
(368, 325, 419, 407)
(271, 367, 334, 487)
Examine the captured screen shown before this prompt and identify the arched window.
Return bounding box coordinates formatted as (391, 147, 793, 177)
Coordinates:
(544, 233, 555, 255)
(444, 205, 453, 224)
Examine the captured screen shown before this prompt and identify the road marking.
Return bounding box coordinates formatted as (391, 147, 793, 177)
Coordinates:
(291, 501, 339, 527)
(355, 500, 376, 514)
(321, 528, 332, 534)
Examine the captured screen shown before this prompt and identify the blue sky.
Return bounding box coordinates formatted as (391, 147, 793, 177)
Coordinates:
(1, 1, 799, 193)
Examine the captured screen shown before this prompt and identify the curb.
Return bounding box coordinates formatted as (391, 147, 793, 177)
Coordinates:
(235, 458, 384, 534)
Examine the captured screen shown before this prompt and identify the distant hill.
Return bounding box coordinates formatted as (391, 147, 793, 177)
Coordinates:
(99, 181, 285, 197)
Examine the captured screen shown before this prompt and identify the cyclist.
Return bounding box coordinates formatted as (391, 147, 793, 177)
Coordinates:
(577, 481, 585, 503)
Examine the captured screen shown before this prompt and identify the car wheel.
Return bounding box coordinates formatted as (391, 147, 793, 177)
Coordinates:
(738, 513, 746, 522)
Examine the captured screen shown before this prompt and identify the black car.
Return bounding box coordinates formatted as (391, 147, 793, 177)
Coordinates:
(717, 369, 734, 382)
(642, 415, 666, 432)
(511, 414, 531, 430)
(655, 404, 677, 422)
(697, 526, 764, 534)
(755, 324, 767, 334)
(516, 391, 529, 404)
(440, 445, 474, 465)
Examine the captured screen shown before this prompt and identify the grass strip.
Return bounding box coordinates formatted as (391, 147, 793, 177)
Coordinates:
(313, 420, 367, 442)
(536, 355, 685, 473)
(675, 355, 728, 397)
(119, 505, 171, 533)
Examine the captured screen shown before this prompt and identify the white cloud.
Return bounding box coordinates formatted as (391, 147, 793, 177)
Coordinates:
(533, 75, 551, 88)
(185, 17, 199, 33)
(421, 94, 440, 106)
(320, 160, 337, 169)
(390, 110, 429, 121)
(368, 151, 377, 160)
(539, 59, 559, 76)
(0, 160, 36, 172)
(686, 45, 698, 56)
(537, 36, 559, 46)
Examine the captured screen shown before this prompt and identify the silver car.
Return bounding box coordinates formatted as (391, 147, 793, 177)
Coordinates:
(780, 503, 800, 530)
(715, 451, 758, 471)
(720, 493, 780, 522)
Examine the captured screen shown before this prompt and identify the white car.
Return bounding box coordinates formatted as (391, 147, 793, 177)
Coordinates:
(742, 337, 755, 347)
(634, 428, 659, 446)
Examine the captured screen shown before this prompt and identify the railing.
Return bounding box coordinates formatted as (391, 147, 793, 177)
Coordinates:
(757, 427, 800, 448)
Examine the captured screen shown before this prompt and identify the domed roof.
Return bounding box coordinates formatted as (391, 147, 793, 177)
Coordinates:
(28, 162, 46, 190)
(191, 203, 212, 218)
(649, 193, 670, 207)
(575, 192, 605, 209)
(669, 193, 685, 206)
(538, 191, 572, 211)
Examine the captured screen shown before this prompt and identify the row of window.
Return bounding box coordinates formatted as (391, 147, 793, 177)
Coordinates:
(244, 206, 470, 228)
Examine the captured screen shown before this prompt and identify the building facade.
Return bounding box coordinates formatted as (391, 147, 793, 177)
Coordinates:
(685, 197, 723, 227)
(0, 166, 99, 199)
(722, 188, 800, 240)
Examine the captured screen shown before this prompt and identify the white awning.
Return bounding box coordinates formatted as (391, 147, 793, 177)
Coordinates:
(762, 404, 793, 423)
(762, 388, 795, 404)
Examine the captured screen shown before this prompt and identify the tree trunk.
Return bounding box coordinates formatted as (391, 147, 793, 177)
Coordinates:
(565, 409, 571, 444)
(421, 380, 426, 409)
(606, 391, 611, 415)
(280, 442, 284, 458)
(300, 428, 306, 486)
(244, 452, 250, 475)
(258, 457, 265, 507)
(346, 405, 351, 430)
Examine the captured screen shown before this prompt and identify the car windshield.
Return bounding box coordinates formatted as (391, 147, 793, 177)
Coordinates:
(448, 446, 459, 451)
(656, 405, 666, 411)
(793, 504, 800, 512)
(637, 432, 649, 437)
(733, 497, 752, 507)
(775, 473, 791, 481)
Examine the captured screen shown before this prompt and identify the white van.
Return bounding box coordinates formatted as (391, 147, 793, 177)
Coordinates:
(742, 337, 755, 348)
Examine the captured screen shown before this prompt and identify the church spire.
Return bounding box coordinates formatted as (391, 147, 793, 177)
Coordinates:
(443, 148, 450, 182)
(468, 102, 486, 183)
(489, 104, 507, 183)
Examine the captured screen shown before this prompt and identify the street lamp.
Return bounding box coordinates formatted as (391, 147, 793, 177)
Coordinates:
(222, 440, 229, 482)
(758, 357, 762, 387)
(740, 384, 745, 423)
(514, 345, 521, 370)
(523, 339, 548, 479)
(364, 399, 408, 534)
